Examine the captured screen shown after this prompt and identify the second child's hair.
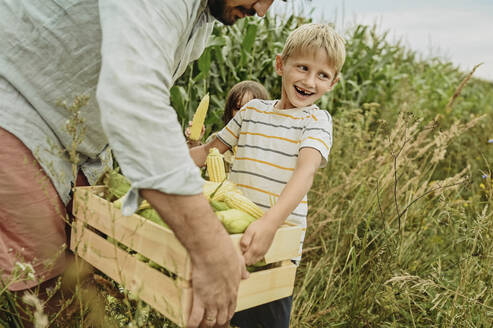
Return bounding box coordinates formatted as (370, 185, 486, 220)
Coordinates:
(281, 23, 346, 77)
(223, 80, 270, 125)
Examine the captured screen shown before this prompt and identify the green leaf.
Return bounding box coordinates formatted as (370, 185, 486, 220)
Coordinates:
(198, 48, 211, 76)
(240, 22, 258, 66)
(170, 85, 186, 120)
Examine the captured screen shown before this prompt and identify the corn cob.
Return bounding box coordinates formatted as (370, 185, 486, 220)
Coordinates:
(203, 181, 221, 198)
(209, 200, 230, 212)
(189, 93, 210, 140)
(216, 209, 256, 234)
(206, 148, 226, 182)
(138, 200, 151, 211)
(112, 197, 150, 211)
(224, 192, 264, 219)
(212, 181, 242, 201)
(137, 208, 169, 228)
(104, 170, 131, 199)
(203, 180, 240, 201)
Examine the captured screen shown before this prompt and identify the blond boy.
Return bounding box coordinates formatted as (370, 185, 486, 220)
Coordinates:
(191, 23, 345, 327)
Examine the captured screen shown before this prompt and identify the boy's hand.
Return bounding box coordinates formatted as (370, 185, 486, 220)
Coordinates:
(240, 217, 278, 266)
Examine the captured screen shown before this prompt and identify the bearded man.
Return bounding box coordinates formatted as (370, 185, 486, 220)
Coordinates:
(0, 1, 280, 327)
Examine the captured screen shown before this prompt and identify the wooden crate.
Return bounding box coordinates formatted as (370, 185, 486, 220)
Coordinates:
(70, 186, 302, 327)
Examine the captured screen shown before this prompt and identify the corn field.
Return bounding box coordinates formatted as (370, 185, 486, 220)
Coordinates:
(1, 13, 493, 328)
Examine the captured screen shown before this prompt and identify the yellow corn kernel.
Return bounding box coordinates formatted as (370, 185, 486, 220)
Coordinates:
(224, 192, 264, 219)
(203, 180, 240, 201)
(203, 181, 221, 198)
(189, 93, 210, 140)
(212, 181, 242, 201)
(206, 148, 226, 182)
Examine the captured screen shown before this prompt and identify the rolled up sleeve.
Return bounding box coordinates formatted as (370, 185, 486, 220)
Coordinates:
(96, 0, 204, 214)
(299, 110, 333, 168)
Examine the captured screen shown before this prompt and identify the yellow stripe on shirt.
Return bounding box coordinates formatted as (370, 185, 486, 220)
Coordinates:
(240, 131, 298, 144)
(302, 136, 329, 151)
(235, 157, 295, 171)
(225, 127, 238, 139)
(243, 106, 311, 120)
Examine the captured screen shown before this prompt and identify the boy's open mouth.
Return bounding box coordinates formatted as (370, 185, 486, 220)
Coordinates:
(294, 85, 314, 96)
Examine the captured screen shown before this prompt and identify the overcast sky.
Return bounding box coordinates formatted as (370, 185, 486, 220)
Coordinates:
(272, 0, 493, 81)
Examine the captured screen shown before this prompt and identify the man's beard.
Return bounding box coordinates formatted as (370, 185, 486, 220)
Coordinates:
(208, 0, 255, 26)
(208, 0, 233, 25)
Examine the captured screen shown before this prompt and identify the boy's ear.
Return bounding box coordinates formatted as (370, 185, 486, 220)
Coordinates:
(275, 54, 283, 76)
(328, 75, 340, 90)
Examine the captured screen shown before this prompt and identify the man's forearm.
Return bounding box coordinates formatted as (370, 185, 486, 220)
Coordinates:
(141, 189, 247, 327)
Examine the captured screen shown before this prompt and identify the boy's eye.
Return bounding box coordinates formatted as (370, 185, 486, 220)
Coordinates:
(298, 65, 308, 71)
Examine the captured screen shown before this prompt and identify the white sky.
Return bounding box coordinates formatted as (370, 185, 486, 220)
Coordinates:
(271, 0, 493, 81)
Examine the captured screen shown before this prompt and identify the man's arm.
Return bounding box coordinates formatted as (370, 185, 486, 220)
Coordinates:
(240, 147, 322, 265)
(141, 189, 248, 327)
(97, 1, 243, 326)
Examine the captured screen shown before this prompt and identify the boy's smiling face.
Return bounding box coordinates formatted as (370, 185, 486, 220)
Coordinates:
(275, 48, 339, 109)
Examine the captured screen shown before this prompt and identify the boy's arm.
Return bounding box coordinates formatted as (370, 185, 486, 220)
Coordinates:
(240, 147, 322, 265)
(189, 136, 230, 167)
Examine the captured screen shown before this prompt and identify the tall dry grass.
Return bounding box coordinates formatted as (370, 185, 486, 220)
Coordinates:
(293, 71, 492, 327)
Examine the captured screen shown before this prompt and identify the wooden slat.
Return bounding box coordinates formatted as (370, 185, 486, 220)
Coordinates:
(236, 262, 297, 311)
(74, 186, 303, 268)
(70, 221, 191, 327)
(229, 224, 303, 264)
(70, 186, 301, 325)
(73, 187, 192, 279)
(264, 225, 302, 263)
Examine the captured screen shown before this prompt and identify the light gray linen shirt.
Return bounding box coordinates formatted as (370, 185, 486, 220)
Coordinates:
(0, 0, 213, 213)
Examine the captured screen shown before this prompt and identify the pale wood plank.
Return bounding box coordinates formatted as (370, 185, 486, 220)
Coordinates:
(74, 186, 303, 268)
(71, 221, 190, 326)
(70, 186, 301, 325)
(73, 187, 192, 279)
(236, 262, 297, 311)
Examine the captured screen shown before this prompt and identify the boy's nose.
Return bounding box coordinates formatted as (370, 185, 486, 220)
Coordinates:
(253, 0, 274, 17)
(303, 74, 317, 89)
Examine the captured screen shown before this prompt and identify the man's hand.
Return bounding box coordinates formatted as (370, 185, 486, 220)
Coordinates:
(140, 190, 248, 328)
(188, 231, 249, 328)
(239, 217, 278, 266)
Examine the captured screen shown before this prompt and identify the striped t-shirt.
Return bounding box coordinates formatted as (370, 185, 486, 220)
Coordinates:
(216, 99, 333, 261)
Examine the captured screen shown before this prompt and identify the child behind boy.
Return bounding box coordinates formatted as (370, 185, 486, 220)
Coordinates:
(205, 80, 270, 171)
(191, 23, 346, 328)
(185, 80, 269, 157)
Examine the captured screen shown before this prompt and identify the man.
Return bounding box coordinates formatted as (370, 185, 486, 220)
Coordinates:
(0, 0, 280, 327)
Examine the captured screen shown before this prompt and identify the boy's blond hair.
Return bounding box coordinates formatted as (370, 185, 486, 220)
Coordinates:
(281, 23, 346, 77)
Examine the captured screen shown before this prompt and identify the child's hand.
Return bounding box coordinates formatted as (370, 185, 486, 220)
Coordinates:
(240, 218, 278, 266)
(185, 120, 205, 140)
